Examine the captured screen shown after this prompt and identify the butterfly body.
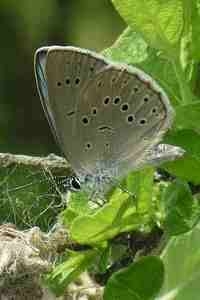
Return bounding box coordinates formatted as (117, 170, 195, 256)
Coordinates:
(34, 46, 184, 196)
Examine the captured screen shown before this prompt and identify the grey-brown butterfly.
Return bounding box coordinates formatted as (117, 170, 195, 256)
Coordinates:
(34, 46, 184, 197)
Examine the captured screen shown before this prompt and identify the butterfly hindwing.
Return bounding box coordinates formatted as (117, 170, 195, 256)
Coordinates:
(76, 63, 174, 177)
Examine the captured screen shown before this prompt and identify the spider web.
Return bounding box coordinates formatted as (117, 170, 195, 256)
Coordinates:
(0, 165, 66, 231)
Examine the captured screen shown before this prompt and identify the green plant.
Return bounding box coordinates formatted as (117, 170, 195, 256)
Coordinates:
(45, 1, 200, 299)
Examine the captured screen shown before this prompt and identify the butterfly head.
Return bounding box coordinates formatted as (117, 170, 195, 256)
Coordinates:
(54, 175, 81, 193)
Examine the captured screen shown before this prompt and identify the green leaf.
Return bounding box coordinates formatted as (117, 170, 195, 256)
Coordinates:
(111, 0, 184, 54)
(141, 49, 181, 105)
(103, 27, 181, 106)
(189, 1, 200, 61)
(165, 272, 200, 300)
(60, 208, 78, 228)
(60, 191, 96, 227)
(67, 191, 94, 215)
(167, 129, 200, 160)
(157, 222, 200, 299)
(70, 168, 155, 246)
(71, 190, 141, 245)
(104, 256, 164, 300)
(45, 250, 97, 296)
(122, 167, 154, 213)
(108, 2, 196, 105)
(103, 27, 148, 64)
(163, 129, 200, 184)
(174, 102, 200, 133)
(162, 180, 198, 235)
(97, 246, 111, 274)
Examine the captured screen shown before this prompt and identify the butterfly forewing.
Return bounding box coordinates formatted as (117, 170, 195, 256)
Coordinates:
(37, 46, 108, 174)
(35, 47, 61, 147)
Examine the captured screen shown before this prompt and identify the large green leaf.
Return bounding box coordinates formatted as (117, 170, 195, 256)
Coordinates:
(167, 272, 200, 300)
(174, 102, 200, 133)
(104, 256, 164, 300)
(111, 0, 184, 53)
(109, 1, 195, 105)
(71, 167, 155, 245)
(157, 222, 200, 300)
(163, 129, 200, 184)
(162, 180, 199, 235)
(141, 49, 181, 105)
(71, 190, 141, 245)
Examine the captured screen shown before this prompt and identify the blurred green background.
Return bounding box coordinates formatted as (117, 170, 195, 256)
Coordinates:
(0, 0, 124, 156)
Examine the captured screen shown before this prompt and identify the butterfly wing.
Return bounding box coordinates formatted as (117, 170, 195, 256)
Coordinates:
(142, 144, 185, 167)
(75, 63, 174, 178)
(35, 46, 174, 181)
(35, 46, 108, 174)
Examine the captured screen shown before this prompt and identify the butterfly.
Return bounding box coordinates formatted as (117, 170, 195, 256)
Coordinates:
(34, 46, 184, 197)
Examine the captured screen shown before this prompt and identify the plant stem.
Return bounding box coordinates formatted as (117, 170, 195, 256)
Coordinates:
(172, 58, 192, 105)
